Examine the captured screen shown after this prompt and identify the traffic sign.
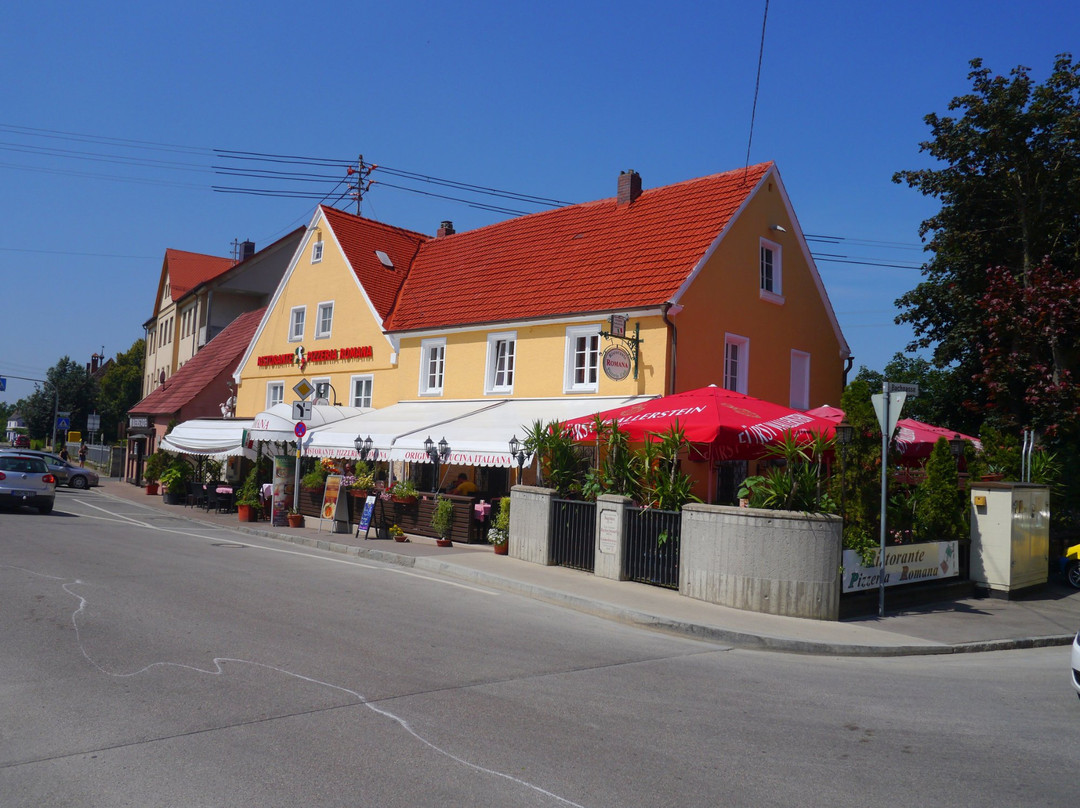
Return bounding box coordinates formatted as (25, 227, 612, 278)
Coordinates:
(294, 422, 307, 439)
(292, 400, 313, 421)
(56, 415, 71, 430)
(871, 392, 907, 438)
(293, 378, 315, 400)
(885, 382, 920, 397)
(87, 413, 101, 431)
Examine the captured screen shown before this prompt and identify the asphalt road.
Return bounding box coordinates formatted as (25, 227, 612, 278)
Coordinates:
(2, 489, 1078, 807)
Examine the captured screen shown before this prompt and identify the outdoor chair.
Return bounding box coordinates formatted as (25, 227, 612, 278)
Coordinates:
(203, 486, 220, 513)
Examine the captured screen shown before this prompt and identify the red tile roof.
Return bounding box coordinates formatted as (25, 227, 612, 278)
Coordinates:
(384, 163, 772, 331)
(132, 308, 265, 416)
(165, 249, 236, 300)
(321, 207, 427, 321)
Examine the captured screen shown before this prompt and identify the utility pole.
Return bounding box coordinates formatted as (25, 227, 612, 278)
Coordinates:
(346, 155, 376, 215)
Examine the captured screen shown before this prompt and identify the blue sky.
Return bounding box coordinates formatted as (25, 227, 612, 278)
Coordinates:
(2, 1, 1077, 406)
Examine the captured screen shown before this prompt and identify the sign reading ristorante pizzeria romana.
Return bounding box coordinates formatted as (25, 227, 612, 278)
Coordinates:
(257, 345, 373, 367)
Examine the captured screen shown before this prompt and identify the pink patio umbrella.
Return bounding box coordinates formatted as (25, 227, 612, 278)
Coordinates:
(562, 385, 836, 461)
(805, 405, 981, 460)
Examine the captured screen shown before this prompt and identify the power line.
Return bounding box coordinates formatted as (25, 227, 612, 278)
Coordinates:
(744, 0, 770, 176)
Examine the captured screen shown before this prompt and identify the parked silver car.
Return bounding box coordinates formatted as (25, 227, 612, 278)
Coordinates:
(0, 454, 57, 513)
(0, 449, 98, 488)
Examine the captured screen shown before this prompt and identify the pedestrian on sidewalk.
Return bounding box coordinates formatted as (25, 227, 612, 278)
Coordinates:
(79, 442, 88, 467)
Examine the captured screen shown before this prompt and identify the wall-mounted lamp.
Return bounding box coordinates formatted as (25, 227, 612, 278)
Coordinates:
(769, 224, 787, 233)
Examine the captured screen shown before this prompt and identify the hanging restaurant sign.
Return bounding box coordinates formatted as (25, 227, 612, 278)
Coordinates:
(257, 345, 373, 367)
(603, 347, 632, 381)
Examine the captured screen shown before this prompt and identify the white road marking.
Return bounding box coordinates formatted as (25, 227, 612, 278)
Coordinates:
(4, 563, 584, 807)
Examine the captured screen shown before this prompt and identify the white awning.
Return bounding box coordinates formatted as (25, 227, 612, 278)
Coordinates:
(158, 419, 255, 459)
(304, 400, 501, 460)
(389, 397, 653, 467)
(247, 403, 371, 444)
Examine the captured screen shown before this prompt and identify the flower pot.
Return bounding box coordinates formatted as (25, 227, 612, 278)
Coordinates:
(163, 491, 183, 505)
(436, 538, 453, 548)
(146, 483, 159, 495)
(237, 504, 258, 522)
(393, 534, 409, 542)
(493, 542, 508, 555)
(287, 513, 304, 528)
(391, 495, 417, 505)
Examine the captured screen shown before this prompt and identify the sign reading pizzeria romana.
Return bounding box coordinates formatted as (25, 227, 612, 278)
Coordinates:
(257, 345, 373, 367)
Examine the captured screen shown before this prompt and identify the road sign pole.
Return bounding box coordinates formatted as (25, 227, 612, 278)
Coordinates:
(878, 385, 890, 618)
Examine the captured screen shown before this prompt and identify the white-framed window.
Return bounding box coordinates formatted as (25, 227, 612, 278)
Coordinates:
(289, 306, 306, 342)
(351, 374, 373, 408)
(790, 350, 811, 411)
(266, 381, 284, 409)
(564, 325, 600, 392)
(315, 302, 334, 339)
(723, 334, 749, 394)
(759, 237, 783, 303)
(419, 338, 446, 396)
(311, 239, 324, 263)
(485, 331, 516, 394)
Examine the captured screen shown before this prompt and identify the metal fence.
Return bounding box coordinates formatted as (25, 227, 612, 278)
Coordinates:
(550, 498, 596, 571)
(624, 507, 681, 589)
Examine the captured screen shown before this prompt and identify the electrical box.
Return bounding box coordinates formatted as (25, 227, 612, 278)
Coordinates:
(969, 483, 1049, 594)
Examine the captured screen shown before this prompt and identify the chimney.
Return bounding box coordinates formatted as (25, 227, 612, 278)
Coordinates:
(240, 240, 255, 260)
(91, 353, 102, 374)
(437, 220, 455, 237)
(617, 170, 642, 206)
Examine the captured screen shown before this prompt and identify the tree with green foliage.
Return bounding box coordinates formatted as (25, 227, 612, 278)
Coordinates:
(914, 439, 965, 543)
(20, 357, 99, 446)
(97, 339, 145, 441)
(855, 354, 973, 433)
(893, 54, 1080, 422)
(829, 379, 884, 560)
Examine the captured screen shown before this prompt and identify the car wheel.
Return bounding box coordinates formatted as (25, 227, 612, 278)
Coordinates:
(1067, 561, 1080, 590)
(70, 476, 89, 489)
(39, 502, 54, 515)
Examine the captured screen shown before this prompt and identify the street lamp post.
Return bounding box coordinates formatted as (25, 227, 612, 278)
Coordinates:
(835, 418, 855, 524)
(508, 435, 526, 486)
(353, 434, 378, 464)
(423, 436, 451, 492)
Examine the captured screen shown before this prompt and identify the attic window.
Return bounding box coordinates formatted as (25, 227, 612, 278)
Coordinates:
(375, 250, 394, 269)
(311, 239, 324, 263)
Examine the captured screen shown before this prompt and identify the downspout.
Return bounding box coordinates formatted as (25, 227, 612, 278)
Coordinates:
(842, 355, 854, 389)
(662, 302, 681, 395)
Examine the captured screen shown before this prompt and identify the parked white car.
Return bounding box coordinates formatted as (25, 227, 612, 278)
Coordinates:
(1072, 632, 1080, 701)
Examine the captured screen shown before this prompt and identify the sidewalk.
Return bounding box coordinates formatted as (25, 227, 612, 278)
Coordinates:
(91, 478, 1080, 656)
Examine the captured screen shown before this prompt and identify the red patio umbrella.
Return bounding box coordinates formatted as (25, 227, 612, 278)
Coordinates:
(562, 385, 836, 461)
(805, 406, 981, 460)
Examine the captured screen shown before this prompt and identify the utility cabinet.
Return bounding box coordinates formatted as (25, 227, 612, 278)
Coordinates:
(969, 483, 1049, 595)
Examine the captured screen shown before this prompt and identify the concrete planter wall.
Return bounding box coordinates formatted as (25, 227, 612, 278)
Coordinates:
(509, 485, 556, 564)
(680, 503, 842, 620)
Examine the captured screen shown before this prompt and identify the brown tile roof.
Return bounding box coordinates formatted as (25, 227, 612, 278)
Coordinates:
(131, 308, 265, 416)
(165, 249, 236, 300)
(321, 207, 428, 321)
(384, 163, 772, 331)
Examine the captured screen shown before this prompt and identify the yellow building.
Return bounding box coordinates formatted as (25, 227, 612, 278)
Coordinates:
(233, 163, 849, 501)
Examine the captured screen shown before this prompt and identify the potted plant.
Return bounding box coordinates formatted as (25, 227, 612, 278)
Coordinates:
(286, 507, 304, 528)
(488, 497, 511, 555)
(159, 461, 191, 505)
(388, 523, 408, 542)
(431, 496, 454, 547)
(143, 450, 168, 495)
(390, 479, 418, 504)
(236, 467, 261, 522)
